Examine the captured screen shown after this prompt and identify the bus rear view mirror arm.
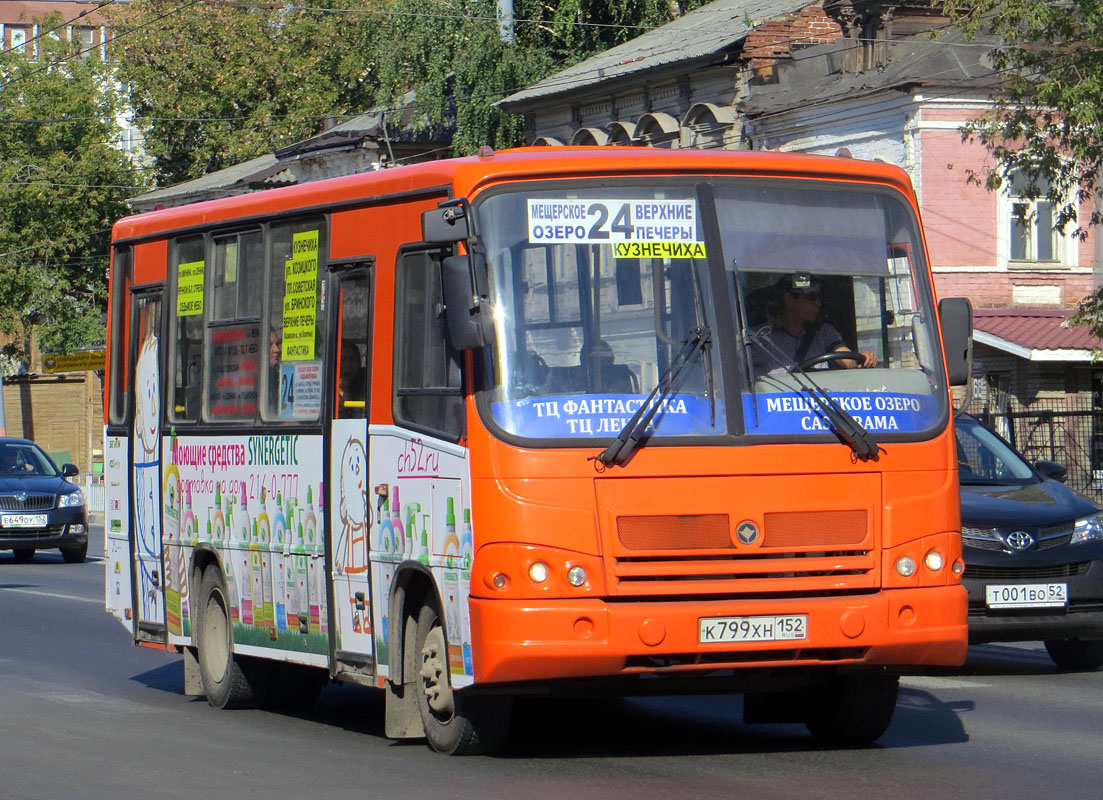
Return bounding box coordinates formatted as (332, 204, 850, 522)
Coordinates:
(939, 296, 973, 386)
(442, 252, 493, 350)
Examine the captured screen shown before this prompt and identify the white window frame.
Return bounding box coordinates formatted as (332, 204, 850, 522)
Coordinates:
(998, 167, 1077, 270)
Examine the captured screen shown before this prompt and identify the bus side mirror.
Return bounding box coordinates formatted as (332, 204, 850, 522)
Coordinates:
(939, 296, 973, 386)
(441, 252, 492, 350)
(422, 203, 470, 243)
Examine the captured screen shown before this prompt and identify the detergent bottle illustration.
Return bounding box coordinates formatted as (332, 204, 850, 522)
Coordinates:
(390, 485, 405, 559)
(303, 485, 321, 630)
(210, 484, 226, 547)
(249, 519, 265, 629)
(293, 521, 310, 633)
(418, 508, 430, 566)
(377, 494, 393, 558)
(271, 492, 288, 632)
(442, 497, 460, 566)
(403, 501, 419, 560)
(233, 488, 253, 626)
(182, 486, 197, 545)
(460, 507, 474, 570)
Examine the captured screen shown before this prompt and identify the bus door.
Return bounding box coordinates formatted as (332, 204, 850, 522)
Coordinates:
(128, 289, 167, 641)
(327, 266, 374, 672)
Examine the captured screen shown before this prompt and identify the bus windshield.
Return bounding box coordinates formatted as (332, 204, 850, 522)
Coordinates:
(477, 178, 946, 444)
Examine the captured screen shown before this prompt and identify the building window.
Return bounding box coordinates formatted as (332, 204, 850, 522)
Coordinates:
(10, 27, 28, 52)
(73, 26, 96, 56)
(1005, 169, 1070, 266)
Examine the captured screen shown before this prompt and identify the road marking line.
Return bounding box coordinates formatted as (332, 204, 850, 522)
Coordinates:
(2, 587, 102, 605)
(902, 675, 992, 690)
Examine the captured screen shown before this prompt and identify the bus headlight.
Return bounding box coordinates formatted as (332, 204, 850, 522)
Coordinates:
(566, 565, 587, 587)
(528, 561, 549, 583)
(895, 556, 917, 577)
(924, 550, 944, 572)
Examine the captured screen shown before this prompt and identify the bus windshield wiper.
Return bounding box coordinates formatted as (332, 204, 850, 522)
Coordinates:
(746, 328, 884, 462)
(593, 326, 711, 469)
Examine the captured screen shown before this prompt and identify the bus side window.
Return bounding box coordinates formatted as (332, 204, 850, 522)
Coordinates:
(394, 249, 463, 440)
(169, 236, 205, 423)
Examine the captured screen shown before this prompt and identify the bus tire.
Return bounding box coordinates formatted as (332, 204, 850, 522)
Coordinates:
(1044, 638, 1103, 671)
(195, 564, 269, 709)
(804, 673, 899, 746)
(414, 602, 511, 755)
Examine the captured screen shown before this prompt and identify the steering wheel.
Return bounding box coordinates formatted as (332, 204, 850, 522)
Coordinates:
(799, 350, 865, 370)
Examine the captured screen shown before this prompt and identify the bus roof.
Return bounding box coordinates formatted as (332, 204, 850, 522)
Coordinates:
(111, 147, 917, 243)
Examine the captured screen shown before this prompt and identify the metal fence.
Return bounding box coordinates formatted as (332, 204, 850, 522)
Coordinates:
(966, 395, 1103, 504)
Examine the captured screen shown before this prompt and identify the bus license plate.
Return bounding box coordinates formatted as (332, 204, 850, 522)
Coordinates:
(1, 513, 48, 528)
(985, 583, 1067, 609)
(699, 614, 807, 644)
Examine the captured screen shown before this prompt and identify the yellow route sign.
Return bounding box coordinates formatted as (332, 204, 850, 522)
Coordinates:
(43, 351, 106, 373)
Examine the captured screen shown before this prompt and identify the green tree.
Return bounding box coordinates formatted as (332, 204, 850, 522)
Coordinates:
(0, 17, 139, 360)
(107, 0, 379, 185)
(940, 0, 1103, 339)
(365, 0, 710, 154)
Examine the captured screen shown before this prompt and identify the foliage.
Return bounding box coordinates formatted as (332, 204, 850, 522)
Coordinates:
(940, 0, 1103, 340)
(0, 17, 139, 358)
(364, 0, 711, 154)
(107, 0, 379, 186)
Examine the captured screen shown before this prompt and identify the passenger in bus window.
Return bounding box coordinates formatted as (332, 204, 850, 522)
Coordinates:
(268, 328, 282, 412)
(756, 272, 877, 373)
(339, 341, 367, 418)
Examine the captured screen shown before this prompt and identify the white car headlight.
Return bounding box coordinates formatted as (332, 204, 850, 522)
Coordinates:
(58, 490, 84, 509)
(1071, 512, 1103, 544)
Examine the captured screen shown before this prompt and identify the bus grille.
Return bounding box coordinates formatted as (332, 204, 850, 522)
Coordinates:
(612, 511, 875, 596)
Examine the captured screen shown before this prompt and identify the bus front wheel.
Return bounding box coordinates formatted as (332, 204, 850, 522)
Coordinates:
(195, 564, 269, 709)
(804, 673, 899, 746)
(414, 603, 511, 755)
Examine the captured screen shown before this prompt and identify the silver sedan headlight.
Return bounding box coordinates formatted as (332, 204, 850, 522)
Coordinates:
(58, 489, 84, 509)
(1071, 512, 1103, 544)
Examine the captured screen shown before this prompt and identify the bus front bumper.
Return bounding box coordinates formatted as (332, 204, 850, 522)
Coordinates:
(468, 586, 967, 685)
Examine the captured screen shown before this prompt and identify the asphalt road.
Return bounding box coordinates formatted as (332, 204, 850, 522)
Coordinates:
(3, 524, 1102, 800)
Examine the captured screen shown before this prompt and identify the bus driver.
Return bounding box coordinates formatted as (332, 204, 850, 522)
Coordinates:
(756, 272, 877, 373)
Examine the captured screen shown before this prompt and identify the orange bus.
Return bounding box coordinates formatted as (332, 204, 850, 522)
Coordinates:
(105, 146, 973, 754)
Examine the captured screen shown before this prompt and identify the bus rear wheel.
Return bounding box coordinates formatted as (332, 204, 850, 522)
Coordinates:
(804, 673, 899, 746)
(195, 564, 270, 709)
(414, 603, 511, 755)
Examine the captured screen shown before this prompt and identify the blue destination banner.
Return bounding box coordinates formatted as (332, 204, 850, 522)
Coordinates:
(493, 393, 722, 438)
(743, 391, 938, 435)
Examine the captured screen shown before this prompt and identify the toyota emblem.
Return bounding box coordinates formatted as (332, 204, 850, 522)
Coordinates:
(1004, 530, 1034, 551)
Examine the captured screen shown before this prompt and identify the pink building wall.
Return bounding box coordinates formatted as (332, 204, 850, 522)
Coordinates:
(918, 106, 1098, 309)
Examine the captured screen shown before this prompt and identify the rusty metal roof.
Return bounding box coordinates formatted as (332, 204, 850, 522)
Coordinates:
(973, 309, 1103, 361)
